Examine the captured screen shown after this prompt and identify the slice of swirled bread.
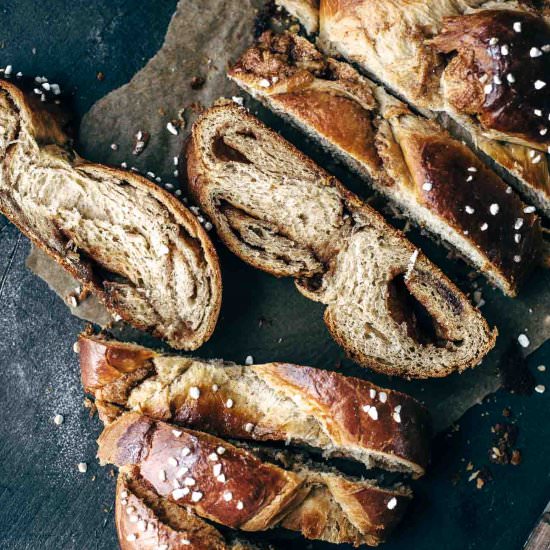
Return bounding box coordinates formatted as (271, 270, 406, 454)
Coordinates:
(0, 80, 221, 350)
(186, 103, 497, 378)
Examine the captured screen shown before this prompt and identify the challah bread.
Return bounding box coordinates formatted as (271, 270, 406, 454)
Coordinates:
(228, 31, 542, 296)
(99, 413, 412, 546)
(79, 334, 431, 476)
(278, 0, 550, 216)
(0, 79, 221, 350)
(186, 103, 497, 378)
(116, 469, 266, 550)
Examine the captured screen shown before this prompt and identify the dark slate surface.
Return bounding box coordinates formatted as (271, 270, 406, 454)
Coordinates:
(0, 1, 548, 549)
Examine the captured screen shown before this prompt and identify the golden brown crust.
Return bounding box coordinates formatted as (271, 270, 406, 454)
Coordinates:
(101, 413, 412, 546)
(0, 80, 222, 350)
(431, 9, 550, 151)
(316, 0, 550, 213)
(99, 413, 303, 531)
(398, 132, 542, 292)
(116, 471, 230, 550)
(258, 363, 431, 470)
(79, 334, 431, 475)
(228, 31, 387, 185)
(80, 335, 157, 393)
(228, 31, 542, 296)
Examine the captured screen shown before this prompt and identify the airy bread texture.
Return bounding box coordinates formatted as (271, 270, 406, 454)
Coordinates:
(116, 469, 263, 550)
(228, 31, 542, 296)
(99, 413, 412, 546)
(0, 80, 221, 350)
(186, 104, 497, 378)
(275, 0, 320, 33)
(79, 334, 431, 477)
(278, 0, 550, 216)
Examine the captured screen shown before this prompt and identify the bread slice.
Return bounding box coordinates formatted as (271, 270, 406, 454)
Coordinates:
(295, 0, 550, 216)
(79, 333, 431, 477)
(186, 103, 497, 378)
(99, 412, 412, 546)
(228, 31, 542, 297)
(0, 80, 221, 350)
(116, 469, 264, 549)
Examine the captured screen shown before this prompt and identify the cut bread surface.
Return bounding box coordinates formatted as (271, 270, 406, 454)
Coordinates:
(0, 80, 221, 350)
(228, 31, 543, 296)
(186, 104, 497, 378)
(79, 334, 432, 477)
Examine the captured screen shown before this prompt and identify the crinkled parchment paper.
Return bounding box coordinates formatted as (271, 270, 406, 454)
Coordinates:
(27, 0, 550, 432)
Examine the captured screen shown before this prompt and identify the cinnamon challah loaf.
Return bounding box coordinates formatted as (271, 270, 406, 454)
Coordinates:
(228, 31, 542, 296)
(278, 0, 550, 216)
(79, 334, 431, 476)
(99, 413, 412, 547)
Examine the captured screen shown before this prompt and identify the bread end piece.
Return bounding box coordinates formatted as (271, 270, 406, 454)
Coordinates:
(0, 79, 222, 351)
(116, 469, 264, 549)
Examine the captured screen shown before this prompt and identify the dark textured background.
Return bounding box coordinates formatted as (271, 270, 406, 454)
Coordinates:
(0, 1, 548, 549)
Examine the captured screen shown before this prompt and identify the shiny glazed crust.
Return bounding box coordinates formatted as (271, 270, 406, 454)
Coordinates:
(281, 0, 550, 214)
(79, 333, 432, 476)
(99, 413, 412, 546)
(228, 31, 542, 296)
(116, 470, 236, 550)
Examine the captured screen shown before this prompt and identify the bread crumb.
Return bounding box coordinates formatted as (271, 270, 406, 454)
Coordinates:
(77, 462, 88, 473)
(511, 450, 522, 465)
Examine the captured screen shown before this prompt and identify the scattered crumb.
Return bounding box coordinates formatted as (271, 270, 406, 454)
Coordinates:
(190, 76, 205, 89)
(77, 462, 88, 473)
(535, 384, 545, 394)
(53, 414, 64, 426)
(466, 462, 474, 471)
(489, 423, 520, 465)
(502, 407, 511, 417)
(96, 71, 105, 81)
(510, 450, 522, 466)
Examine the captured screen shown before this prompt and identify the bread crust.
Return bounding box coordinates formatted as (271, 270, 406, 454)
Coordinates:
(228, 31, 542, 296)
(116, 470, 232, 550)
(100, 413, 412, 546)
(0, 80, 222, 350)
(79, 333, 432, 476)
(307, 0, 550, 214)
(186, 103, 497, 378)
(431, 9, 550, 150)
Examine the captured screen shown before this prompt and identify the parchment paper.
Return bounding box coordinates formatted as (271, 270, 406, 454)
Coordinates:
(27, 0, 550, 432)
